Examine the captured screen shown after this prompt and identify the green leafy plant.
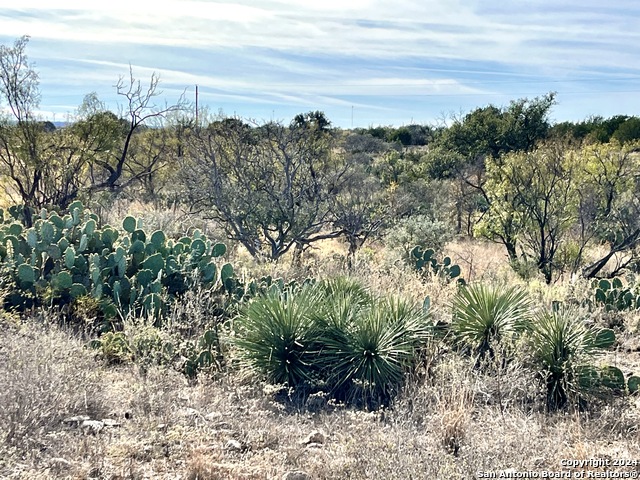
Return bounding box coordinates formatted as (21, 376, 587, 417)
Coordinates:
(410, 246, 465, 284)
(89, 331, 133, 364)
(234, 286, 324, 387)
(451, 284, 532, 361)
(316, 294, 431, 405)
(527, 308, 617, 410)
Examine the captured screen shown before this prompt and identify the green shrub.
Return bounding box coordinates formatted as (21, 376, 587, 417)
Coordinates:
(234, 286, 324, 387)
(527, 308, 617, 410)
(451, 284, 532, 361)
(89, 331, 133, 364)
(318, 295, 431, 404)
(384, 214, 453, 255)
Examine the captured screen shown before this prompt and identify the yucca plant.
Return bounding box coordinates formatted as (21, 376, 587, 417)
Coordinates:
(378, 296, 433, 347)
(528, 308, 614, 411)
(451, 284, 532, 361)
(318, 296, 431, 405)
(234, 286, 323, 387)
(317, 276, 372, 308)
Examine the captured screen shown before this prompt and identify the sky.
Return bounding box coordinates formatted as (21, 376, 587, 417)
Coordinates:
(0, 1, 639, 128)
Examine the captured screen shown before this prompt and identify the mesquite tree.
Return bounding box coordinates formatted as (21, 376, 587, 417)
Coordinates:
(0, 37, 185, 219)
(181, 113, 352, 261)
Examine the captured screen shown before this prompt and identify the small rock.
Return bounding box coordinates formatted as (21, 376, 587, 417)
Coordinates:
(81, 420, 104, 434)
(49, 457, 72, 469)
(62, 415, 90, 427)
(101, 418, 121, 428)
(533, 457, 546, 468)
(178, 407, 201, 418)
(225, 439, 244, 453)
(282, 471, 311, 480)
(157, 423, 168, 431)
(300, 430, 325, 445)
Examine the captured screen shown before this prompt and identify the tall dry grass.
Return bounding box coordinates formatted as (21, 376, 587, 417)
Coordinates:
(1, 227, 639, 479)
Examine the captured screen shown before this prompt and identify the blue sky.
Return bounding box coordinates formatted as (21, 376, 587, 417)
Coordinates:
(1, 0, 639, 128)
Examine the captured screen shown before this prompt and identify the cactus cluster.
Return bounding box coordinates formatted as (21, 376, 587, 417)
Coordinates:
(0, 202, 235, 329)
(578, 364, 640, 395)
(182, 328, 222, 377)
(410, 246, 465, 284)
(592, 277, 640, 311)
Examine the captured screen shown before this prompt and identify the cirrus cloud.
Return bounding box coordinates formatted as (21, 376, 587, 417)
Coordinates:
(0, 0, 638, 126)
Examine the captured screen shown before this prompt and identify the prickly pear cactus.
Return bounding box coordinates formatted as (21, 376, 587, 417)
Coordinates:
(410, 246, 465, 285)
(592, 277, 640, 311)
(1, 203, 233, 329)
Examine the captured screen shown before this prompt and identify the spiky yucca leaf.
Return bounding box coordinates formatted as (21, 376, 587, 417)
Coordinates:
(318, 276, 372, 307)
(377, 296, 432, 346)
(528, 308, 609, 410)
(318, 296, 431, 402)
(451, 284, 532, 359)
(234, 286, 323, 387)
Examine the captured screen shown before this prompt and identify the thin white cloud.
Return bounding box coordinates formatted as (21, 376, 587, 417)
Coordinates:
(2, 1, 637, 70)
(0, 0, 639, 125)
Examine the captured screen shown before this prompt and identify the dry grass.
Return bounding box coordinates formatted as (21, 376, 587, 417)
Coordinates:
(1, 238, 640, 479)
(1, 314, 639, 479)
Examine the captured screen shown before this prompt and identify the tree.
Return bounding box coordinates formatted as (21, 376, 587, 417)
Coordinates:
(550, 115, 635, 145)
(502, 94, 557, 151)
(611, 117, 640, 144)
(432, 94, 557, 238)
(442, 104, 506, 162)
(575, 141, 640, 278)
(477, 140, 640, 281)
(331, 164, 390, 266)
(478, 142, 578, 283)
(0, 37, 97, 216)
(0, 36, 45, 221)
(181, 113, 351, 261)
(419, 144, 465, 180)
(586, 115, 630, 143)
(84, 67, 186, 196)
(343, 132, 388, 157)
(0, 37, 186, 216)
(473, 162, 521, 263)
(438, 93, 555, 164)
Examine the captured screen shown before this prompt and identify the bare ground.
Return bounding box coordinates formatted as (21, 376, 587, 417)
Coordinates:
(1, 314, 639, 480)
